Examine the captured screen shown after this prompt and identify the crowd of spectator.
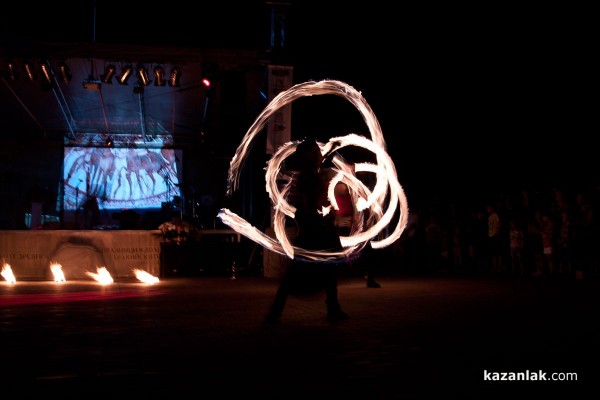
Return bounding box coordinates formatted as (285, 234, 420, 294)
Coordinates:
(390, 182, 600, 280)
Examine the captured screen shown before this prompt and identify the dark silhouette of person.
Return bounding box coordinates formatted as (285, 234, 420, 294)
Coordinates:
(265, 138, 349, 323)
(83, 195, 100, 228)
(334, 180, 381, 287)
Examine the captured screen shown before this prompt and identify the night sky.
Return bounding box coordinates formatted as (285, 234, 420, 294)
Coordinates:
(1, 1, 594, 207)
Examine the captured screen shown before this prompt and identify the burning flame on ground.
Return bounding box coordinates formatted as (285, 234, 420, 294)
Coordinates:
(132, 268, 159, 284)
(50, 262, 66, 282)
(218, 80, 409, 263)
(2, 263, 16, 283)
(85, 266, 114, 285)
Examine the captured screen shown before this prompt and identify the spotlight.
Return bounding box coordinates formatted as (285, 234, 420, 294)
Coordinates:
(57, 62, 72, 83)
(23, 62, 36, 81)
(200, 62, 218, 96)
(105, 136, 114, 147)
(101, 64, 116, 84)
(117, 64, 133, 85)
(40, 61, 52, 83)
(153, 66, 166, 86)
(169, 66, 181, 87)
(6, 61, 17, 80)
(136, 64, 151, 86)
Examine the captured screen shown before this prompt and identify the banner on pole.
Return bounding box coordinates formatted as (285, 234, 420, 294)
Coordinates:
(266, 65, 293, 156)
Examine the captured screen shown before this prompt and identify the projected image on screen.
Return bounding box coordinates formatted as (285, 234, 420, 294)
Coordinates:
(63, 146, 182, 210)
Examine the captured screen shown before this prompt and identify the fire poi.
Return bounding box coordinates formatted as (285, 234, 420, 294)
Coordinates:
(218, 79, 409, 263)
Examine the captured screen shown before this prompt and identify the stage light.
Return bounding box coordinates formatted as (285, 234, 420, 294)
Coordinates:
(153, 65, 166, 86)
(23, 62, 36, 81)
(40, 61, 52, 83)
(201, 62, 218, 96)
(105, 136, 114, 147)
(136, 64, 151, 86)
(169, 66, 181, 87)
(101, 64, 116, 84)
(57, 62, 72, 83)
(6, 61, 17, 80)
(117, 64, 133, 85)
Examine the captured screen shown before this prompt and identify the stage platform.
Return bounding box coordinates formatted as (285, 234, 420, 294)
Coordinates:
(0, 229, 241, 281)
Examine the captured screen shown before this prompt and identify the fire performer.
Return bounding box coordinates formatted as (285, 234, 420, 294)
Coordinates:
(217, 80, 410, 323)
(265, 138, 349, 323)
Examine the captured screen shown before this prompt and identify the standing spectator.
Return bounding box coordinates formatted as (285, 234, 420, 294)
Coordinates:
(557, 210, 573, 276)
(508, 219, 525, 277)
(398, 207, 422, 273)
(486, 203, 503, 273)
(424, 214, 443, 274)
(572, 192, 594, 278)
(333, 180, 381, 288)
(528, 209, 545, 277)
(447, 204, 465, 274)
(464, 208, 487, 274)
(551, 187, 571, 219)
(540, 213, 556, 277)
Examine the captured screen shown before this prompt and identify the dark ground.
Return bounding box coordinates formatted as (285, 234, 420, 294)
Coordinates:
(1, 270, 597, 399)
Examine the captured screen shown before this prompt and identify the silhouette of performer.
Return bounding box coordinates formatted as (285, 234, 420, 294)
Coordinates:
(334, 180, 382, 288)
(265, 138, 349, 323)
(83, 195, 101, 228)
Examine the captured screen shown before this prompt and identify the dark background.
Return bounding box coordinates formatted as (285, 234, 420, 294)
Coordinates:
(1, 1, 595, 215)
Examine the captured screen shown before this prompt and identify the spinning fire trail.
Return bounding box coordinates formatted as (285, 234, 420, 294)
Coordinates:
(218, 80, 409, 263)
